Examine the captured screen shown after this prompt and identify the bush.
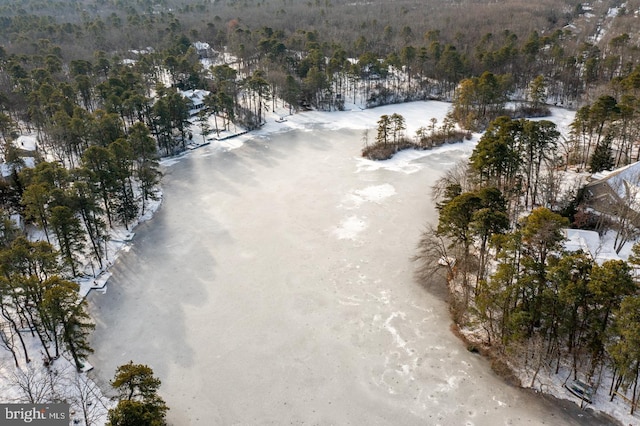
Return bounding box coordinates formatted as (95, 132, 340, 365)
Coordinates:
(362, 140, 414, 160)
(362, 131, 469, 161)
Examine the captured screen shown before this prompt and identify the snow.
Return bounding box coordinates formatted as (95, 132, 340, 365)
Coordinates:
(0, 333, 112, 425)
(15, 135, 37, 151)
(0, 162, 13, 177)
(531, 106, 575, 139)
(333, 215, 368, 240)
(129, 47, 154, 55)
(0, 170, 162, 424)
(0, 192, 162, 421)
(200, 50, 239, 70)
(599, 161, 640, 200)
(3, 99, 633, 424)
(193, 41, 210, 51)
(173, 100, 638, 423)
(564, 228, 623, 264)
(75, 194, 162, 298)
(196, 99, 458, 154)
(520, 361, 640, 425)
(352, 184, 396, 204)
(1, 157, 35, 177)
(607, 6, 621, 18)
(179, 89, 210, 116)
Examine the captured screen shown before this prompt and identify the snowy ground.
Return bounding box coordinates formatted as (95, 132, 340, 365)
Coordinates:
(0, 136, 163, 423)
(3, 100, 634, 425)
(188, 99, 466, 154)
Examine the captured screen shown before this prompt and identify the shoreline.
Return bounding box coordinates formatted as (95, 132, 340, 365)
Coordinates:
(95, 102, 617, 421)
(417, 270, 624, 426)
(5, 100, 595, 424)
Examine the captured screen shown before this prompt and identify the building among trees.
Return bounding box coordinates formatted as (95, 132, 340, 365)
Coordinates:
(179, 89, 210, 116)
(585, 161, 640, 229)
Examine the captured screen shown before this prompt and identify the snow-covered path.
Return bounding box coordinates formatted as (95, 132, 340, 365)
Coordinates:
(88, 103, 613, 425)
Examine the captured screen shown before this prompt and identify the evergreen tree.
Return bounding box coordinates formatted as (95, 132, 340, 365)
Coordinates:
(128, 122, 161, 214)
(109, 139, 138, 229)
(48, 205, 85, 277)
(589, 133, 615, 173)
(528, 75, 547, 110)
(21, 183, 52, 242)
(521, 119, 559, 208)
(516, 208, 568, 335)
(469, 116, 522, 193)
(82, 146, 117, 227)
(108, 362, 169, 426)
(41, 277, 94, 370)
(68, 178, 107, 269)
(390, 113, 406, 144)
(608, 295, 640, 414)
(376, 114, 391, 145)
(587, 260, 635, 371)
(437, 191, 483, 303)
(471, 187, 510, 283)
(107, 400, 167, 426)
(549, 251, 593, 373)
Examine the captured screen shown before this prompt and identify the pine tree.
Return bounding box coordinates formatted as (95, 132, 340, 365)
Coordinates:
(128, 123, 161, 214)
(108, 362, 169, 426)
(587, 260, 635, 371)
(390, 113, 406, 144)
(82, 146, 117, 227)
(41, 277, 94, 370)
(608, 295, 640, 414)
(589, 133, 615, 173)
(49, 205, 85, 277)
(437, 191, 482, 304)
(375, 114, 391, 145)
(528, 75, 547, 110)
(109, 139, 138, 229)
(68, 178, 106, 269)
(22, 183, 52, 242)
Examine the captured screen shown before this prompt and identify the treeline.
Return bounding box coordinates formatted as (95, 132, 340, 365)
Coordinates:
(0, 230, 94, 370)
(0, 0, 639, 121)
(0, 121, 161, 369)
(419, 115, 640, 413)
(1, 0, 639, 157)
(448, 66, 640, 173)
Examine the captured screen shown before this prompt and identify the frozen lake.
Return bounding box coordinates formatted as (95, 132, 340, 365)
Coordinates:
(89, 123, 614, 425)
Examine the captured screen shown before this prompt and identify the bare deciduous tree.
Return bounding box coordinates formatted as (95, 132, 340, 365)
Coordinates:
(67, 371, 110, 426)
(5, 363, 63, 403)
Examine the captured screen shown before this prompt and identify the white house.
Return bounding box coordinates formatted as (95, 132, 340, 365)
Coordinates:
(179, 89, 210, 116)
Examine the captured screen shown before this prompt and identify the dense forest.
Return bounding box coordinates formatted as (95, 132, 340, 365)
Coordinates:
(3, 0, 640, 421)
(417, 112, 640, 413)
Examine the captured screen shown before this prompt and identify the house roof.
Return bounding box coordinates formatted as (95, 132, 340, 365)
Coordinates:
(564, 228, 621, 265)
(1, 157, 35, 178)
(587, 161, 640, 205)
(193, 42, 210, 51)
(179, 89, 210, 106)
